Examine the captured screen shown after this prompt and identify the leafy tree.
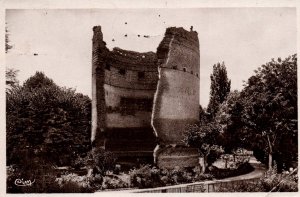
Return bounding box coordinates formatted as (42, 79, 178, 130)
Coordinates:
(207, 62, 231, 118)
(23, 71, 55, 89)
(183, 123, 223, 173)
(199, 105, 209, 124)
(215, 90, 245, 153)
(6, 68, 19, 91)
(6, 72, 91, 166)
(241, 54, 297, 170)
(5, 24, 13, 53)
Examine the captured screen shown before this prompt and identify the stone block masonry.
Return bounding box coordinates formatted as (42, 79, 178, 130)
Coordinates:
(152, 27, 200, 169)
(92, 26, 200, 169)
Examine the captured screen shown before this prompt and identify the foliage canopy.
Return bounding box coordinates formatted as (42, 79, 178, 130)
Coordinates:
(6, 72, 91, 166)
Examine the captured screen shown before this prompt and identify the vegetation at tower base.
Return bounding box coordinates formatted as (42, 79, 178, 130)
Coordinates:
(6, 72, 92, 167)
(183, 123, 224, 173)
(84, 147, 117, 176)
(182, 62, 230, 173)
(207, 62, 231, 119)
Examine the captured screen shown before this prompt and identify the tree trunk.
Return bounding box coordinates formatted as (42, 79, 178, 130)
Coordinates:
(87, 168, 93, 177)
(199, 157, 206, 173)
(268, 153, 272, 169)
(266, 134, 273, 169)
(203, 157, 207, 173)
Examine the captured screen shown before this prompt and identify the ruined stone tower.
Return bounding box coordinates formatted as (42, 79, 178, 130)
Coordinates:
(92, 26, 200, 168)
(152, 27, 200, 169)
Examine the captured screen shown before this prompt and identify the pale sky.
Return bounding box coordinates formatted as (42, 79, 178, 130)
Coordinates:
(6, 8, 297, 107)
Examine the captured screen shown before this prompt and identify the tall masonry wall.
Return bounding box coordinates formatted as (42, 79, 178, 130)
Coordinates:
(92, 26, 158, 165)
(153, 27, 200, 144)
(92, 26, 200, 168)
(152, 27, 200, 169)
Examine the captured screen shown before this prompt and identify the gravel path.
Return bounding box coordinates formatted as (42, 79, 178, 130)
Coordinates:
(218, 157, 266, 181)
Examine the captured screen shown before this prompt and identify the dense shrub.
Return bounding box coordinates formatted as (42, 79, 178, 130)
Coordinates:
(129, 165, 194, 188)
(88, 174, 104, 191)
(102, 175, 129, 190)
(194, 173, 214, 182)
(85, 147, 117, 176)
(6, 151, 61, 193)
(6, 148, 108, 193)
(56, 173, 95, 192)
(56, 181, 93, 193)
(59, 147, 117, 191)
(129, 165, 163, 188)
(7, 156, 94, 193)
(71, 156, 86, 170)
(7, 164, 61, 193)
(129, 165, 216, 189)
(216, 165, 298, 192)
(260, 165, 298, 192)
(57, 173, 89, 188)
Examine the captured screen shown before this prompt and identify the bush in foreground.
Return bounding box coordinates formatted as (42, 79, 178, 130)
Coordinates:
(128, 164, 216, 189)
(102, 175, 129, 190)
(7, 147, 116, 193)
(7, 163, 94, 193)
(216, 165, 298, 192)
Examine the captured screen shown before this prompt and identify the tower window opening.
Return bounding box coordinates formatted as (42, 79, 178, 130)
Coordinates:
(191, 71, 193, 74)
(138, 71, 145, 79)
(119, 68, 126, 75)
(183, 67, 187, 72)
(196, 73, 199, 77)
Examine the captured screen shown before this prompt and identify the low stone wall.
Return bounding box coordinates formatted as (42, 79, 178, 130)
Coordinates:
(133, 177, 261, 193)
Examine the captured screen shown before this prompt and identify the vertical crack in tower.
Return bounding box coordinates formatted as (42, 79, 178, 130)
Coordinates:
(165, 35, 175, 65)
